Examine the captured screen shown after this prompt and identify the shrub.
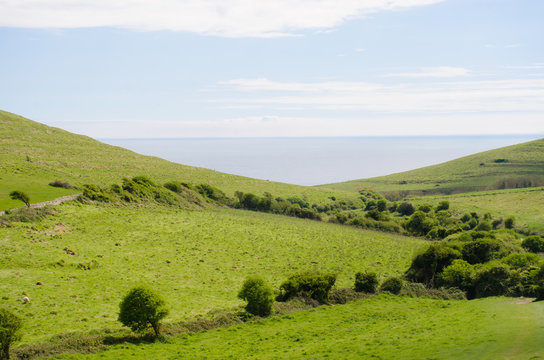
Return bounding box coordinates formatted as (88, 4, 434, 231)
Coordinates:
(118, 286, 169, 337)
(504, 216, 515, 229)
(354, 271, 379, 293)
(0, 308, 23, 360)
(397, 202, 415, 216)
(237, 277, 274, 317)
(501, 253, 540, 269)
(9, 191, 30, 208)
(376, 199, 387, 212)
(405, 244, 461, 286)
(438, 259, 473, 290)
(405, 211, 435, 236)
(278, 273, 336, 303)
(475, 221, 492, 232)
(49, 180, 77, 189)
(163, 182, 183, 193)
(472, 264, 511, 298)
(521, 236, 544, 253)
(380, 277, 403, 294)
(436, 200, 450, 211)
(417, 203, 433, 213)
(462, 238, 503, 264)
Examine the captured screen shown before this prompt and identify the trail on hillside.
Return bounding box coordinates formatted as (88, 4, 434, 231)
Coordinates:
(0, 193, 81, 215)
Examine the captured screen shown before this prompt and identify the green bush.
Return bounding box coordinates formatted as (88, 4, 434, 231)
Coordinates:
(504, 216, 515, 229)
(405, 211, 435, 236)
(163, 182, 183, 193)
(0, 308, 23, 360)
(472, 264, 511, 298)
(380, 277, 403, 294)
(405, 244, 461, 286)
(118, 286, 169, 337)
(462, 238, 503, 264)
(354, 271, 379, 293)
(436, 200, 450, 211)
(279, 273, 336, 303)
(501, 253, 540, 269)
(237, 277, 275, 317)
(438, 259, 473, 290)
(521, 236, 544, 253)
(417, 203, 433, 213)
(49, 180, 77, 189)
(396, 202, 415, 216)
(376, 199, 387, 212)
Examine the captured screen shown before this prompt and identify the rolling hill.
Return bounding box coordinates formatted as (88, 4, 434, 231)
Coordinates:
(319, 138, 544, 197)
(0, 110, 356, 210)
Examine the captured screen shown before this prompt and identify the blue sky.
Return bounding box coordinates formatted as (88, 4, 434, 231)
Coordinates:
(0, 0, 543, 138)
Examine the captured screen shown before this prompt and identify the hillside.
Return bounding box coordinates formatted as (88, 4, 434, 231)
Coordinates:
(0, 110, 356, 210)
(319, 138, 544, 196)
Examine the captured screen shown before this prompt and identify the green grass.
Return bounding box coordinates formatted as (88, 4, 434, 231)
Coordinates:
(0, 202, 426, 344)
(411, 187, 544, 234)
(56, 295, 544, 360)
(320, 138, 544, 195)
(0, 110, 357, 210)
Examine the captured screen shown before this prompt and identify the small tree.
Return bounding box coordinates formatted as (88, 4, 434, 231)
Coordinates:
(0, 308, 23, 360)
(354, 271, 379, 293)
(118, 286, 168, 337)
(522, 236, 544, 253)
(9, 191, 30, 208)
(238, 276, 275, 317)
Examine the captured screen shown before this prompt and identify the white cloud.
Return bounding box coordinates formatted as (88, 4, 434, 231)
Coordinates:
(0, 0, 446, 37)
(383, 66, 470, 78)
(218, 77, 544, 113)
(503, 63, 544, 70)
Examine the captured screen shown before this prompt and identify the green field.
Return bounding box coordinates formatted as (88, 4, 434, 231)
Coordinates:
(0, 110, 357, 210)
(321, 138, 544, 195)
(0, 201, 425, 344)
(56, 295, 544, 360)
(411, 187, 544, 234)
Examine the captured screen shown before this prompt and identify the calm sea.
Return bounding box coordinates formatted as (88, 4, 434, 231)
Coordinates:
(100, 135, 543, 186)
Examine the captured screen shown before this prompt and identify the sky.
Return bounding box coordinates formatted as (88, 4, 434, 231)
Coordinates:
(0, 0, 543, 138)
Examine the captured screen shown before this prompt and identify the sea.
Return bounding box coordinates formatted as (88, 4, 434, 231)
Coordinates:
(100, 135, 543, 186)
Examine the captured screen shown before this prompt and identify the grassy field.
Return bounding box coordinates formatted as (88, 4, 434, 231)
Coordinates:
(0, 201, 426, 344)
(0, 110, 357, 210)
(410, 187, 544, 234)
(320, 138, 544, 195)
(56, 295, 544, 360)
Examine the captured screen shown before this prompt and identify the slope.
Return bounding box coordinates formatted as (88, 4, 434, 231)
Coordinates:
(0, 110, 355, 210)
(319, 138, 544, 196)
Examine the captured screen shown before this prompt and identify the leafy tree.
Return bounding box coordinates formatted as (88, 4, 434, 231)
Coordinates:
(473, 264, 511, 298)
(376, 199, 387, 212)
(0, 308, 22, 360)
(405, 243, 461, 286)
(279, 273, 336, 303)
(354, 271, 379, 293)
(9, 191, 30, 208)
(238, 276, 275, 317)
(462, 238, 503, 264)
(405, 211, 434, 236)
(118, 286, 169, 337)
(436, 200, 450, 211)
(438, 259, 473, 290)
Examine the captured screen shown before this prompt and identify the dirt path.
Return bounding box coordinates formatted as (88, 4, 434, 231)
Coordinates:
(0, 193, 81, 216)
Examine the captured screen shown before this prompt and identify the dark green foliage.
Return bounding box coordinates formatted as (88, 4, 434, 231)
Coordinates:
(49, 180, 77, 189)
(0, 308, 23, 360)
(237, 277, 275, 317)
(501, 253, 540, 269)
(354, 271, 379, 293)
(397, 202, 415, 216)
(81, 184, 115, 202)
(521, 236, 544, 253)
(405, 244, 461, 286)
(472, 264, 511, 298)
(163, 182, 183, 193)
(380, 277, 403, 294)
(504, 216, 515, 229)
(0, 207, 53, 223)
(461, 238, 504, 264)
(365, 200, 377, 211)
(475, 221, 492, 232)
(347, 216, 403, 233)
(400, 282, 466, 300)
(9, 190, 30, 207)
(436, 200, 450, 211)
(438, 259, 473, 291)
(278, 273, 336, 303)
(460, 213, 471, 223)
(365, 209, 390, 222)
(194, 184, 229, 204)
(376, 199, 387, 212)
(405, 211, 435, 236)
(417, 203, 433, 213)
(118, 286, 169, 337)
(286, 197, 309, 209)
(492, 218, 503, 229)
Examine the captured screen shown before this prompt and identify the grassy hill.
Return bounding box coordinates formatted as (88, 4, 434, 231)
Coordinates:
(0, 110, 356, 210)
(320, 138, 544, 196)
(58, 296, 544, 360)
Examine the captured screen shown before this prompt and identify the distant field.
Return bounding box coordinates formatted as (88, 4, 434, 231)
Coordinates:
(0, 202, 425, 344)
(411, 187, 544, 234)
(56, 296, 544, 360)
(0, 110, 357, 210)
(321, 138, 544, 195)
